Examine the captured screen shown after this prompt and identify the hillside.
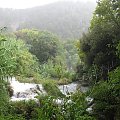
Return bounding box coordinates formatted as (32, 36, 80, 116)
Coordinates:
(0, 1, 96, 39)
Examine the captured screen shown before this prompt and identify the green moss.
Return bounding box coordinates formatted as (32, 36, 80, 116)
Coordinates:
(57, 78, 72, 85)
(43, 82, 64, 97)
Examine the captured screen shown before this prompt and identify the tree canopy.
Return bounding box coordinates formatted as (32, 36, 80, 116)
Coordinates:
(78, 0, 120, 81)
(15, 29, 60, 63)
(76, 0, 120, 119)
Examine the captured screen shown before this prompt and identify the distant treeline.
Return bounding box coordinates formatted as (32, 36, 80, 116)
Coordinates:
(0, 1, 96, 39)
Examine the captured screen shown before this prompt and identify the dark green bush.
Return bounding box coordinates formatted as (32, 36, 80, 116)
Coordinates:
(0, 115, 25, 120)
(7, 100, 38, 120)
(90, 67, 120, 120)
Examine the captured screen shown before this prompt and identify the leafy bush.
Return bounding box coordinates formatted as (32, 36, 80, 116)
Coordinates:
(0, 91, 95, 120)
(36, 92, 95, 120)
(0, 33, 40, 116)
(90, 67, 120, 120)
(0, 115, 25, 120)
(39, 58, 74, 83)
(7, 100, 38, 120)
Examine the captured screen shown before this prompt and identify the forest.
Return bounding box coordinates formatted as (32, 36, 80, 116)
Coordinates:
(0, 1, 96, 39)
(0, 0, 120, 120)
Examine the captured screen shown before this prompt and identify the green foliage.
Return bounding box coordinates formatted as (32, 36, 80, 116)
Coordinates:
(75, 1, 120, 119)
(0, 34, 17, 114)
(15, 29, 78, 81)
(39, 59, 72, 80)
(90, 67, 120, 120)
(4, 100, 39, 120)
(9, 100, 38, 120)
(36, 92, 95, 120)
(0, 80, 9, 115)
(34, 92, 94, 120)
(90, 0, 120, 29)
(38, 39, 78, 81)
(0, 92, 95, 120)
(16, 73, 43, 84)
(116, 41, 120, 58)
(0, 115, 25, 120)
(0, 35, 16, 76)
(39, 59, 65, 79)
(43, 81, 64, 97)
(0, 33, 40, 115)
(77, 0, 120, 82)
(63, 40, 79, 71)
(0, 34, 39, 78)
(4, 38, 39, 77)
(15, 29, 60, 63)
(57, 78, 72, 85)
(75, 62, 101, 86)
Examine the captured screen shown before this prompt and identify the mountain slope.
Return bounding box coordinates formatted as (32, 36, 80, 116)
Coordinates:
(0, 1, 96, 39)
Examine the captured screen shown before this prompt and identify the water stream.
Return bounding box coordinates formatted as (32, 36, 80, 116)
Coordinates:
(58, 83, 78, 95)
(10, 77, 46, 101)
(9, 78, 88, 101)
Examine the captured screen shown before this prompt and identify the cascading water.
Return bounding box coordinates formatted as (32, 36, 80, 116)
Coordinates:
(58, 83, 78, 95)
(9, 77, 88, 101)
(9, 77, 46, 101)
(9, 78, 92, 112)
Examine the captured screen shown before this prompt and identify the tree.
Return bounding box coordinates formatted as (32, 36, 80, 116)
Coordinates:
(4, 38, 39, 76)
(15, 29, 60, 63)
(63, 39, 79, 71)
(76, 0, 120, 119)
(77, 0, 120, 81)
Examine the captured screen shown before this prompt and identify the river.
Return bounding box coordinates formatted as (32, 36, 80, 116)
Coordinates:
(9, 77, 89, 101)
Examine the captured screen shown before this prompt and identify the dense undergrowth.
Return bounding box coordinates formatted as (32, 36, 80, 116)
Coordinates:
(0, 92, 95, 120)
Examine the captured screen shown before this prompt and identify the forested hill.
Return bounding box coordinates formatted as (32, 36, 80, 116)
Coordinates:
(0, 1, 96, 39)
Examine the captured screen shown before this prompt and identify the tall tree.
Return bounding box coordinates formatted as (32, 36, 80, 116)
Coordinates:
(78, 0, 120, 81)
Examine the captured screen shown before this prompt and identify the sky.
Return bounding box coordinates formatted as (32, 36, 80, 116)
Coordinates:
(0, 0, 96, 9)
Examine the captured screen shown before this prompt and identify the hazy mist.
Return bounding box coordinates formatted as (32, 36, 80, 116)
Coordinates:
(0, 0, 97, 9)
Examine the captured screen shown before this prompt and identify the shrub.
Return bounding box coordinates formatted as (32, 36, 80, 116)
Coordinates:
(7, 100, 38, 120)
(90, 67, 120, 119)
(36, 92, 95, 120)
(0, 115, 25, 120)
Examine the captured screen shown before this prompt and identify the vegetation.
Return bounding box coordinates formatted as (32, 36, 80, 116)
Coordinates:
(77, 0, 120, 83)
(1, 92, 95, 120)
(14, 29, 77, 84)
(42, 82, 64, 97)
(0, 0, 119, 119)
(0, 1, 96, 39)
(15, 29, 60, 63)
(76, 0, 120, 119)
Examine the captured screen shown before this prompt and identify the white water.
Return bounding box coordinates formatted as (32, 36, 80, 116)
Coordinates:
(9, 78, 92, 113)
(9, 78, 88, 101)
(58, 83, 78, 95)
(9, 77, 46, 101)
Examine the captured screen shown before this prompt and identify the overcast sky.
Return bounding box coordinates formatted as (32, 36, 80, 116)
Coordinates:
(0, 0, 96, 9)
